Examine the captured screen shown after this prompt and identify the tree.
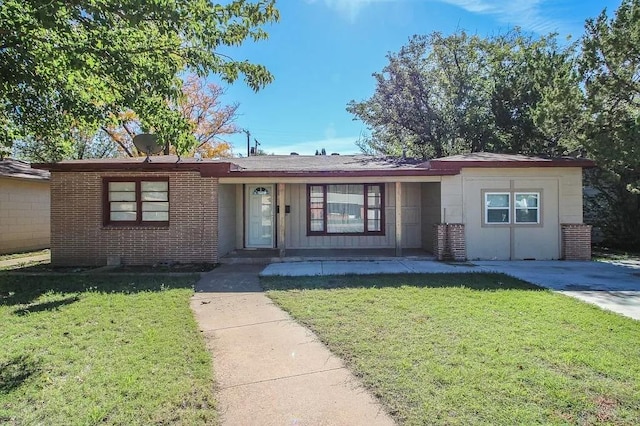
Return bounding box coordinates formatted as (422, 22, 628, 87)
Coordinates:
(1, 0, 278, 156)
(487, 32, 584, 156)
(101, 75, 238, 158)
(347, 30, 583, 159)
(580, 0, 640, 247)
(14, 130, 118, 162)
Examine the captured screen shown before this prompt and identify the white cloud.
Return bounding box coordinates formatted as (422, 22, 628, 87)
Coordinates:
(307, 0, 568, 34)
(434, 0, 566, 34)
(267, 136, 360, 155)
(305, 0, 395, 21)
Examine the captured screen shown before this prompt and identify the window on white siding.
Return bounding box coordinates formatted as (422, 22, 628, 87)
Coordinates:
(485, 193, 510, 224)
(484, 191, 541, 225)
(514, 193, 540, 223)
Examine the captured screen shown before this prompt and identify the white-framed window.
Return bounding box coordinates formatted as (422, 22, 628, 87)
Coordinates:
(514, 192, 540, 224)
(485, 192, 510, 224)
(484, 191, 541, 225)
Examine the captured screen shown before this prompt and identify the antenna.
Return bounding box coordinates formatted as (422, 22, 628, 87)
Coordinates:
(133, 134, 163, 162)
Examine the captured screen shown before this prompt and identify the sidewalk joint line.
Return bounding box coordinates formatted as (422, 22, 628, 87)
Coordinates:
(219, 366, 346, 390)
(191, 292, 265, 300)
(202, 318, 291, 332)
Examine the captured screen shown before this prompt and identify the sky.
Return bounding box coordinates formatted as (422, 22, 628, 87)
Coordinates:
(218, 0, 619, 156)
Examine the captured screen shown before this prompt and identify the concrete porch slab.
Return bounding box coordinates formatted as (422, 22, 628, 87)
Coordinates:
(260, 261, 323, 276)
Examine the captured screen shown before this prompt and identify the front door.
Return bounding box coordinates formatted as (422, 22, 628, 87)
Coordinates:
(246, 184, 275, 248)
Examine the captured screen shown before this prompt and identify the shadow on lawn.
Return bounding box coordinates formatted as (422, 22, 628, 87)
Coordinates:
(0, 354, 39, 394)
(261, 272, 544, 292)
(0, 275, 196, 308)
(13, 295, 81, 316)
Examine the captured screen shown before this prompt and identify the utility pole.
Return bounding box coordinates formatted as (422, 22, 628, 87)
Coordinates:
(243, 129, 250, 156)
(254, 138, 261, 155)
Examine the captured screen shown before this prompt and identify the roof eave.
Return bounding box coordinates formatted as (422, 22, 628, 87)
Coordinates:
(33, 162, 233, 175)
(429, 159, 596, 170)
(217, 169, 460, 178)
(0, 174, 50, 181)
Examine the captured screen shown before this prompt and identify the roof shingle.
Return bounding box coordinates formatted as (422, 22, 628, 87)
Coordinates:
(0, 158, 50, 180)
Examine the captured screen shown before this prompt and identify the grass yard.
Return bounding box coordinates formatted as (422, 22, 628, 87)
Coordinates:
(263, 273, 640, 425)
(0, 274, 216, 425)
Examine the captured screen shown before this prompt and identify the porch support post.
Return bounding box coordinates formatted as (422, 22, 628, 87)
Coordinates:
(395, 181, 402, 257)
(278, 183, 286, 257)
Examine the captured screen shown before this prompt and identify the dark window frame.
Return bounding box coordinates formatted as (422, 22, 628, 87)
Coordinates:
(102, 177, 170, 227)
(306, 183, 385, 236)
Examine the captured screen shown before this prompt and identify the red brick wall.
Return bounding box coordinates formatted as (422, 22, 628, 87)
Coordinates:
(561, 224, 592, 260)
(50, 171, 218, 266)
(433, 223, 466, 261)
(434, 224, 446, 260)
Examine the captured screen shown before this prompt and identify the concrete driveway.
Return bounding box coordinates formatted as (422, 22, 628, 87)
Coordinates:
(262, 260, 640, 321)
(474, 260, 640, 320)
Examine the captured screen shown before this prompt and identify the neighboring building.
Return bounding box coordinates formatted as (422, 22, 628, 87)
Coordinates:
(0, 158, 51, 254)
(33, 153, 594, 266)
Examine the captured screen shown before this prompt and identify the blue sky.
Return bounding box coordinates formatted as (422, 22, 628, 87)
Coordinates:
(219, 0, 619, 156)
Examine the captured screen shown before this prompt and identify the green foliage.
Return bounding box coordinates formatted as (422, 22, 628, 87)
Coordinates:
(348, 29, 583, 159)
(0, 0, 279, 157)
(265, 274, 640, 425)
(13, 129, 118, 162)
(580, 0, 640, 248)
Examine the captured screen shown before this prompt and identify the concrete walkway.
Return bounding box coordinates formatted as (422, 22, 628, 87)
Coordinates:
(262, 260, 640, 321)
(475, 260, 640, 320)
(190, 264, 395, 426)
(0, 252, 50, 269)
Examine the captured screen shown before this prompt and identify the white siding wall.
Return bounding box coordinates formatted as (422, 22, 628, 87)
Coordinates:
(283, 182, 422, 249)
(0, 177, 50, 254)
(421, 182, 441, 252)
(452, 168, 584, 260)
(440, 174, 464, 223)
(217, 184, 237, 257)
(402, 182, 422, 248)
(558, 168, 584, 223)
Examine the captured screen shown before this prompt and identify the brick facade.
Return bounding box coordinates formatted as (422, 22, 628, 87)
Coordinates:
(561, 224, 592, 260)
(433, 223, 466, 261)
(50, 171, 218, 266)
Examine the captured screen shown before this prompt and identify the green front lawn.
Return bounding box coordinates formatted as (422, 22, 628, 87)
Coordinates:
(0, 275, 216, 425)
(264, 273, 640, 425)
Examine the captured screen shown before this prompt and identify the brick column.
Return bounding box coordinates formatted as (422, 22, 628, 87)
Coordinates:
(447, 224, 466, 261)
(434, 224, 447, 260)
(433, 223, 466, 261)
(561, 224, 592, 260)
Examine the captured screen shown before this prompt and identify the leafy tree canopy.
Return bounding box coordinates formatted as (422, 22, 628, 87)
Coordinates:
(581, 0, 640, 187)
(101, 75, 238, 158)
(347, 29, 583, 159)
(1, 0, 278, 156)
(580, 0, 640, 247)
